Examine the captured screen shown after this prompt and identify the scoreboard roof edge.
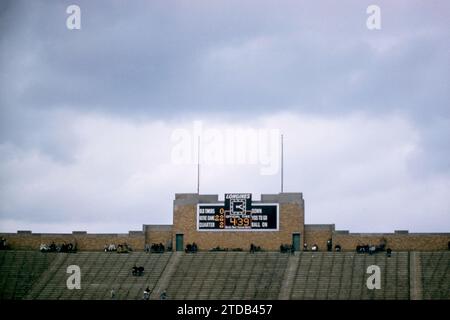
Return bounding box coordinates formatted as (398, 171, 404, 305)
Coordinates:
(174, 192, 303, 206)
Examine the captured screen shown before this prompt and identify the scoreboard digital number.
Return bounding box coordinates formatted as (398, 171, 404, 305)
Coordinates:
(197, 193, 278, 231)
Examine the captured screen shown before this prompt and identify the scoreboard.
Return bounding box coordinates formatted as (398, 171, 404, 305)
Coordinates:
(197, 193, 278, 231)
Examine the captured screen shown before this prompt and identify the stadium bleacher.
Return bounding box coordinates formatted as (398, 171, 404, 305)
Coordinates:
(0, 250, 448, 300)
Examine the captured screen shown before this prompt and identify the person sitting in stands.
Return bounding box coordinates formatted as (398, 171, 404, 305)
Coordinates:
(386, 248, 392, 257)
(160, 290, 167, 300)
(192, 242, 198, 253)
(369, 245, 376, 255)
(143, 287, 150, 300)
(335, 245, 341, 252)
(185, 244, 192, 253)
(303, 243, 308, 251)
(327, 239, 332, 252)
(311, 244, 318, 252)
(0, 238, 6, 250)
(378, 238, 387, 251)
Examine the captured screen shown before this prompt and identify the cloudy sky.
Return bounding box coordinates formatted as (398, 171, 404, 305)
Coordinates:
(0, 0, 449, 233)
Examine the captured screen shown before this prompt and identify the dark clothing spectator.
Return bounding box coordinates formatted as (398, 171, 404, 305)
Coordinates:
(386, 248, 392, 257)
(143, 287, 150, 300)
(327, 239, 332, 252)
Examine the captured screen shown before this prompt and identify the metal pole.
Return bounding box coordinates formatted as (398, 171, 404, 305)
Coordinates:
(281, 134, 284, 193)
(197, 136, 200, 194)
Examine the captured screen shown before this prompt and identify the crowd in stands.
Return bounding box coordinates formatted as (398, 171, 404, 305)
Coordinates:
(356, 243, 385, 254)
(40, 242, 77, 253)
(209, 246, 242, 252)
(280, 244, 295, 254)
(0, 237, 9, 250)
(185, 242, 198, 253)
(145, 243, 165, 253)
(303, 243, 319, 251)
(104, 244, 116, 252)
(132, 264, 145, 276)
(104, 243, 132, 253)
(249, 243, 262, 253)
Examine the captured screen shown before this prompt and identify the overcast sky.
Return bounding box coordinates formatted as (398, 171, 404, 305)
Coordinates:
(0, 0, 449, 233)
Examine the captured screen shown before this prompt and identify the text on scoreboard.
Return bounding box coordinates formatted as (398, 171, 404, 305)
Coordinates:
(197, 193, 278, 231)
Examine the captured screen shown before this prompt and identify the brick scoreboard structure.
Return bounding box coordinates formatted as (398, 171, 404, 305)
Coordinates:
(1, 192, 449, 251)
(172, 193, 304, 251)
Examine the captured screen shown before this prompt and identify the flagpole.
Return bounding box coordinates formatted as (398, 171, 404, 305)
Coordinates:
(281, 134, 284, 193)
(197, 136, 200, 194)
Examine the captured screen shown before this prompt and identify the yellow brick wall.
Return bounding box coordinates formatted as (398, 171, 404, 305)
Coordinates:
(332, 233, 450, 251)
(304, 228, 333, 251)
(0, 233, 145, 251)
(145, 229, 173, 247)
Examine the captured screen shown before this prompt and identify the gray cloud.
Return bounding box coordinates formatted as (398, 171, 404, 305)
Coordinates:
(0, 0, 449, 232)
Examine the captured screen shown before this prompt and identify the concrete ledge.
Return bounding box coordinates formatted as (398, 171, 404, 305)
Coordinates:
(305, 224, 335, 231)
(144, 225, 172, 231)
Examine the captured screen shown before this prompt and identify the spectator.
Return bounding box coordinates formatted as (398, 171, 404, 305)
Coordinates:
(369, 245, 376, 255)
(335, 245, 341, 252)
(386, 248, 392, 257)
(0, 238, 5, 250)
(160, 290, 167, 300)
(327, 239, 332, 252)
(303, 243, 308, 251)
(110, 289, 116, 300)
(311, 244, 318, 252)
(143, 287, 150, 300)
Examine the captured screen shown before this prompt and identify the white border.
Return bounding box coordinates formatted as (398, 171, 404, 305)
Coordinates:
(196, 203, 279, 232)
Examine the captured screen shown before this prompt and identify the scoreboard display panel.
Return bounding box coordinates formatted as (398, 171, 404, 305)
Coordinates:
(197, 193, 278, 231)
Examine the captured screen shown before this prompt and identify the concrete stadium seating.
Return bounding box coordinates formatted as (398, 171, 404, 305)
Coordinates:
(420, 252, 450, 299)
(0, 250, 448, 300)
(0, 251, 57, 299)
